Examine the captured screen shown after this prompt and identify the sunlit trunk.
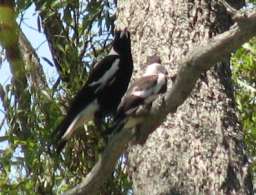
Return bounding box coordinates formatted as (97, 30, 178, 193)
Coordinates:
(116, 0, 253, 194)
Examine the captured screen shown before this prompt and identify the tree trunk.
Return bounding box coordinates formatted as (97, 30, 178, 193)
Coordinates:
(116, 0, 253, 194)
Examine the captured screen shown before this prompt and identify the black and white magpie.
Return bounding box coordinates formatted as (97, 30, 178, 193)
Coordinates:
(105, 55, 168, 135)
(53, 29, 133, 152)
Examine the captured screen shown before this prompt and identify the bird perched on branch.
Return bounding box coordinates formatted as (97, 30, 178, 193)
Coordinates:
(53, 29, 133, 152)
(105, 55, 168, 135)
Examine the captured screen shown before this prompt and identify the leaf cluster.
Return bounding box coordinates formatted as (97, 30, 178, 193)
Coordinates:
(232, 37, 256, 170)
(0, 0, 132, 194)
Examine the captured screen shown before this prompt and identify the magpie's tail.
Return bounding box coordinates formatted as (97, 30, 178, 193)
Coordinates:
(51, 116, 74, 153)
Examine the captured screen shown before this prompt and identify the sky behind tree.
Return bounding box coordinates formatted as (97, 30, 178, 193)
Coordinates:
(0, 4, 56, 148)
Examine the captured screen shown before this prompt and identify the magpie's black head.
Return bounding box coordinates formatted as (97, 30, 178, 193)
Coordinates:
(112, 28, 131, 55)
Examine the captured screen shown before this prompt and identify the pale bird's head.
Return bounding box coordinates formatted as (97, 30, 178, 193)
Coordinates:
(143, 55, 168, 76)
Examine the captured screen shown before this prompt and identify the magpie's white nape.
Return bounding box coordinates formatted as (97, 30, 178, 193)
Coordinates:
(105, 55, 168, 135)
(53, 28, 133, 153)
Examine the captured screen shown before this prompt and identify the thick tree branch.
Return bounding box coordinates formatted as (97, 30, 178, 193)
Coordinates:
(0, 1, 31, 138)
(157, 10, 256, 117)
(63, 127, 135, 195)
(63, 9, 256, 195)
(19, 30, 48, 89)
(35, 1, 83, 84)
(35, 1, 68, 78)
(18, 29, 56, 128)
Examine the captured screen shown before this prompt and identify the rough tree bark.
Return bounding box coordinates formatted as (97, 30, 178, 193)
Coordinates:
(116, 0, 253, 194)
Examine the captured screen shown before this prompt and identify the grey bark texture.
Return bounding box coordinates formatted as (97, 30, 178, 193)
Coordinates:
(116, 0, 253, 194)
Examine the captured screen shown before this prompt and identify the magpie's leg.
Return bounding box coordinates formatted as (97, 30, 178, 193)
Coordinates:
(94, 112, 109, 143)
(94, 112, 104, 132)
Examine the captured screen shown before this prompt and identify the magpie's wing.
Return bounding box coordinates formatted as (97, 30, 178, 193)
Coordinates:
(62, 54, 120, 123)
(53, 55, 120, 151)
(86, 55, 120, 91)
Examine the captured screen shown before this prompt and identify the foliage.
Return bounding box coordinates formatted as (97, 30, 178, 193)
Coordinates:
(1, 0, 254, 194)
(0, 0, 132, 194)
(231, 38, 256, 171)
(249, 0, 256, 4)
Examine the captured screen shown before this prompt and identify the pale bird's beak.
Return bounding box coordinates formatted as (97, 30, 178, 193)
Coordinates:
(164, 69, 168, 76)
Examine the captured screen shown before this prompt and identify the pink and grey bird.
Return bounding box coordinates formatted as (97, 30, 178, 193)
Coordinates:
(105, 55, 168, 135)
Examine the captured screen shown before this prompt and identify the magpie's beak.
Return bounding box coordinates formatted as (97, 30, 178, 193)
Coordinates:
(120, 28, 129, 38)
